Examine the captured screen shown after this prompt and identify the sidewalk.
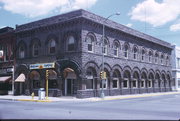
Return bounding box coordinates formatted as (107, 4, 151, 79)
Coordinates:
(0, 91, 180, 102)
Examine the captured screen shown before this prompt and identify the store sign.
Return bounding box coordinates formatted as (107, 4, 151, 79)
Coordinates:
(0, 50, 3, 58)
(29, 63, 55, 70)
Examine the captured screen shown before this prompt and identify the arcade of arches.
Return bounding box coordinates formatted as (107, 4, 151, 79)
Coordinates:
(14, 61, 172, 98)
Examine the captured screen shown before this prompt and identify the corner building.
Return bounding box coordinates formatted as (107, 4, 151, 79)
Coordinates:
(14, 9, 173, 98)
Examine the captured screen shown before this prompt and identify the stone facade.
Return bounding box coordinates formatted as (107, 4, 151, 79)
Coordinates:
(14, 9, 173, 98)
(0, 27, 15, 94)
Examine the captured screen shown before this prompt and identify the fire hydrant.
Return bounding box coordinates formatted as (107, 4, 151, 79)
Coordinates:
(31, 92, 34, 100)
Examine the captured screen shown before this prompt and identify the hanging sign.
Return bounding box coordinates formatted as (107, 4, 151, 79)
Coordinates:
(29, 63, 55, 70)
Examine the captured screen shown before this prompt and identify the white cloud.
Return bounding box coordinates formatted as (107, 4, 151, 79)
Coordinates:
(126, 23, 133, 28)
(170, 23, 180, 31)
(0, 0, 97, 18)
(129, 0, 180, 27)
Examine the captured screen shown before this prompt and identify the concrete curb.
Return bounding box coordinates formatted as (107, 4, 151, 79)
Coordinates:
(0, 91, 180, 102)
(16, 99, 52, 102)
(96, 91, 180, 101)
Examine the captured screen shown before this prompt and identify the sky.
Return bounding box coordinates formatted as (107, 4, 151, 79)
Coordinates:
(0, 0, 180, 46)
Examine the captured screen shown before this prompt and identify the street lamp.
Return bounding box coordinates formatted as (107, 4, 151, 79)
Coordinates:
(101, 12, 120, 99)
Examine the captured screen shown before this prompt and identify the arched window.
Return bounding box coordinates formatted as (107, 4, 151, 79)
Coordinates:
(124, 44, 129, 59)
(112, 70, 119, 89)
(132, 71, 139, 88)
(141, 48, 146, 61)
(19, 46, 25, 59)
(86, 35, 95, 52)
(148, 50, 153, 63)
(67, 36, 75, 51)
(166, 56, 169, 66)
(148, 73, 154, 88)
(123, 70, 130, 88)
(33, 43, 39, 57)
(103, 39, 108, 55)
(133, 46, 138, 60)
(113, 41, 119, 57)
(161, 54, 164, 65)
(141, 72, 147, 88)
(86, 67, 96, 90)
(155, 52, 159, 64)
(49, 39, 56, 54)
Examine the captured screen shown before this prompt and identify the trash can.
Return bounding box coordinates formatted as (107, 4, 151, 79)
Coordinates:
(38, 88, 45, 100)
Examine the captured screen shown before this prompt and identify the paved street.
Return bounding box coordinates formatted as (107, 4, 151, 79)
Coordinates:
(0, 94, 180, 120)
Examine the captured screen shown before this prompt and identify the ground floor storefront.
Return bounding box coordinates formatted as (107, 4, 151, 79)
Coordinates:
(14, 60, 173, 98)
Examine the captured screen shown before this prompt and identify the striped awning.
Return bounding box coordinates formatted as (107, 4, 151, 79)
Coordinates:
(0, 76, 11, 82)
(15, 73, 25, 82)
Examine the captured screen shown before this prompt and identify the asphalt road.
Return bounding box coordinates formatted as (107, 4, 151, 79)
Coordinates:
(0, 94, 180, 120)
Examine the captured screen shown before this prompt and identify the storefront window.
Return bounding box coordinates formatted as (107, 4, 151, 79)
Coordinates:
(49, 79, 58, 88)
(132, 80, 137, 88)
(113, 79, 118, 89)
(123, 79, 128, 88)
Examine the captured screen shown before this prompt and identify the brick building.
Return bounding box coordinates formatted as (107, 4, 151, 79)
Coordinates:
(14, 9, 173, 98)
(0, 27, 15, 95)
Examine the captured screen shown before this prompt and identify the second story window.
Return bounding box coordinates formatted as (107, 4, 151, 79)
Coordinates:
(177, 58, 180, 68)
(49, 39, 56, 54)
(113, 41, 119, 57)
(19, 46, 25, 59)
(87, 35, 94, 52)
(33, 43, 39, 57)
(166, 56, 170, 66)
(161, 54, 164, 65)
(149, 51, 153, 63)
(155, 52, 159, 64)
(67, 36, 75, 52)
(142, 48, 146, 61)
(102, 39, 108, 55)
(0, 44, 4, 61)
(133, 46, 138, 60)
(124, 44, 129, 59)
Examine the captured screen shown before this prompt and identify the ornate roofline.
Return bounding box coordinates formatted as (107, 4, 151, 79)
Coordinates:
(15, 9, 172, 49)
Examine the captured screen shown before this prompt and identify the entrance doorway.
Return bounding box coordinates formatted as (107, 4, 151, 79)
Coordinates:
(63, 68, 77, 96)
(65, 79, 75, 96)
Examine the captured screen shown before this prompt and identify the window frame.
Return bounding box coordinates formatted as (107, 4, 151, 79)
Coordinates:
(122, 78, 129, 89)
(113, 42, 119, 57)
(48, 39, 56, 54)
(87, 35, 95, 53)
(33, 43, 39, 57)
(124, 45, 129, 59)
(112, 78, 119, 89)
(141, 79, 145, 88)
(67, 36, 75, 52)
(132, 79, 138, 88)
(19, 45, 25, 59)
(141, 48, 146, 62)
(133, 46, 138, 60)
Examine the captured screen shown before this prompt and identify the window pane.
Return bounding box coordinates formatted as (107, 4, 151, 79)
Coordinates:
(49, 79, 58, 88)
(123, 80, 128, 88)
(50, 47, 55, 54)
(88, 44, 92, 52)
(132, 80, 137, 88)
(86, 79, 93, 89)
(113, 79, 118, 88)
